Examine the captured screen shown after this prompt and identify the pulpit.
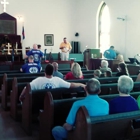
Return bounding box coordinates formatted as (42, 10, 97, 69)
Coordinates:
(84, 49, 102, 68)
(0, 12, 22, 61)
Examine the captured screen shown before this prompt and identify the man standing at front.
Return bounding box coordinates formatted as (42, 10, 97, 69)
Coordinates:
(60, 37, 72, 61)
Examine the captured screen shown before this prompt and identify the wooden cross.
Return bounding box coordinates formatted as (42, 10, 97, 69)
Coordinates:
(6, 43, 11, 54)
(1, 0, 9, 12)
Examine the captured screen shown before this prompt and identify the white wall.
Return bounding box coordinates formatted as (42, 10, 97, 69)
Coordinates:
(2, 0, 140, 61)
(75, 0, 140, 61)
(6, 0, 76, 53)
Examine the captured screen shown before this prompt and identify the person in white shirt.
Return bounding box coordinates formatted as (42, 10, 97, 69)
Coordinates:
(19, 64, 85, 101)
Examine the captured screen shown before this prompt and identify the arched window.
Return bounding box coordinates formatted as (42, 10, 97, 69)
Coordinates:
(97, 2, 110, 54)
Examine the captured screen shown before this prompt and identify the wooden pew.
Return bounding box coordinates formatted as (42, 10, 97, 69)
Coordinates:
(0, 70, 20, 74)
(22, 84, 85, 135)
(1, 72, 98, 111)
(10, 78, 27, 120)
(39, 92, 140, 140)
(9, 73, 140, 122)
(1, 74, 37, 110)
(0, 72, 95, 90)
(67, 75, 137, 84)
(1, 72, 93, 110)
(3, 73, 139, 111)
(100, 81, 140, 95)
(9, 80, 127, 121)
(68, 106, 140, 140)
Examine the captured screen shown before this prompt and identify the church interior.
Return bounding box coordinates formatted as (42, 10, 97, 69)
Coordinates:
(0, 0, 140, 140)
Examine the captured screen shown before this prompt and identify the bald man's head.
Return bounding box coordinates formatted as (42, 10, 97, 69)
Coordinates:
(52, 62, 58, 71)
(33, 44, 38, 49)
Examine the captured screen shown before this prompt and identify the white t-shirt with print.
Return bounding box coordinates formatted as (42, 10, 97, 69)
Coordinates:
(30, 76, 71, 90)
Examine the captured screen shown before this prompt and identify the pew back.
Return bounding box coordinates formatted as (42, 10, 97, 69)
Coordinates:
(10, 77, 27, 120)
(68, 106, 140, 140)
(1, 74, 36, 110)
(22, 84, 85, 135)
(40, 91, 140, 140)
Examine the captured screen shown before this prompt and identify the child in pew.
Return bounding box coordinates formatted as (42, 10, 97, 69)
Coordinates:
(109, 75, 139, 114)
(100, 60, 112, 73)
(116, 62, 129, 76)
(52, 78, 109, 140)
(20, 55, 41, 73)
(64, 62, 84, 80)
(93, 69, 102, 78)
(19, 64, 85, 102)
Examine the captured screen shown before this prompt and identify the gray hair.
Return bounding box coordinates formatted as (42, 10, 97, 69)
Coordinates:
(118, 75, 134, 94)
(101, 60, 109, 67)
(94, 69, 101, 77)
(52, 62, 58, 71)
(86, 78, 100, 94)
(71, 63, 82, 78)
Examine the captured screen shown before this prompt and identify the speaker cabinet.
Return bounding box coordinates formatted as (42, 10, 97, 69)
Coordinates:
(71, 41, 79, 53)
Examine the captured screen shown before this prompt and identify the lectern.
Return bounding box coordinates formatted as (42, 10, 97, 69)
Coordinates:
(84, 49, 101, 68)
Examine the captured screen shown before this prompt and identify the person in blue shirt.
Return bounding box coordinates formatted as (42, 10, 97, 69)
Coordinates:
(52, 78, 109, 140)
(104, 46, 116, 59)
(109, 75, 139, 114)
(20, 55, 41, 73)
(52, 62, 64, 79)
(24, 44, 44, 67)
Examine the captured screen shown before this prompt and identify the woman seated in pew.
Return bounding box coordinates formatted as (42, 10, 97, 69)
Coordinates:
(20, 55, 41, 73)
(93, 69, 102, 78)
(109, 75, 139, 114)
(116, 62, 129, 76)
(52, 78, 109, 140)
(116, 54, 125, 63)
(100, 60, 112, 73)
(19, 64, 85, 102)
(64, 62, 84, 80)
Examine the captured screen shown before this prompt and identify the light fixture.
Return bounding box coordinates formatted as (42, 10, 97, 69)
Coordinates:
(117, 17, 125, 21)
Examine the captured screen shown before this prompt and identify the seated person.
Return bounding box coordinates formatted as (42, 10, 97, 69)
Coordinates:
(52, 62, 63, 79)
(93, 69, 101, 79)
(100, 60, 111, 73)
(104, 46, 116, 59)
(20, 55, 41, 73)
(24, 44, 44, 67)
(116, 62, 129, 76)
(52, 78, 109, 140)
(19, 64, 85, 102)
(109, 75, 139, 114)
(37, 44, 41, 50)
(64, 63, 84, 80)
(116, 54, 124, 63)
(104, 70, 112, 77)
